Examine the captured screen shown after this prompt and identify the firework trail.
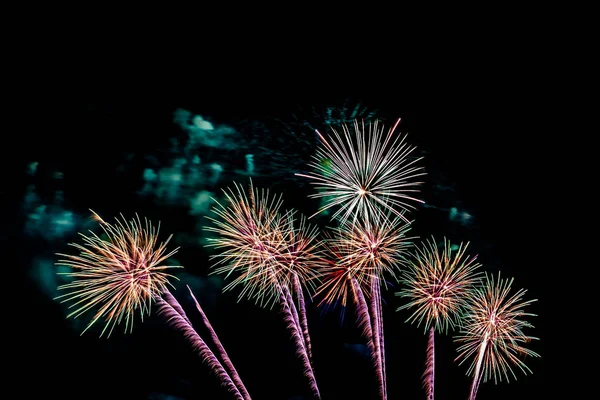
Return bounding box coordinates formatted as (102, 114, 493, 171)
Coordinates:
(296, 118, 425, 224)
(205, 180, 322, 398)
(454, 272, 540, 400)
(396, 237, 482, 400)
(56, 211, 248, 399)
(350, 277, 375, 355)
(163, 289, 192, 325)
(187, 285, 252, 400)
(281, 212, 322, 366)
(278, 284, 321, 398)
(156, 290, 244, 400)
(370, 277, 386, 400)
(424, 327, 435, 400)
(293, 273, 313, 363)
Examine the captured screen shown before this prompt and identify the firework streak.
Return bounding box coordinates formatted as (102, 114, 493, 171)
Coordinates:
(187, 285, 252, 400)
(156, 289, 245, 400)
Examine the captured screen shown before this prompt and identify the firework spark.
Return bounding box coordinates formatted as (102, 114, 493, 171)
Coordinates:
(55, 210, 181, 337)
(455, 272, 540, 400)
(295, 119, 425, 223)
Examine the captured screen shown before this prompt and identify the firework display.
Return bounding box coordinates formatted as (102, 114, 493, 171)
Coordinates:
(54, 115, 540, 400)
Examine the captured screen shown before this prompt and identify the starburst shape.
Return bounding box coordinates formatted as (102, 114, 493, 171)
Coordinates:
(205, 180, 322, 307)
(316, 212, 414, 308)
(296, 119, 425, 223)
(396, 237, 482, 334)
(55, 211, 181, 337)
(455, 272, 540, 385)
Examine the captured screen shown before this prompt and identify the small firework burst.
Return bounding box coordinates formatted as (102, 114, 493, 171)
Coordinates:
(396, 237, 482, 334)
(55, 211, 181, 337)
(455, 272, 540, 394)
(296, 119, 425, 224)
(316, 212, 414, 309)
(205, 180, 321, 307)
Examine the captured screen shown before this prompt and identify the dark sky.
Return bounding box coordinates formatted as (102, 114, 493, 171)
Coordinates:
(13, 72, 547, 400)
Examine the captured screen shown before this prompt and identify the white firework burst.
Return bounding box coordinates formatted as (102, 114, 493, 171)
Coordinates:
(296, 119, 425, 223)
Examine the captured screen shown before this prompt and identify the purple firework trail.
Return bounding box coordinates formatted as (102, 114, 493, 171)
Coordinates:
(156, 289, 244, 400)
(350, 277, 375, 358)
(293, 273, 313, 364)
(370, 277, 387, 400)
(376, 280, 387, 397)
(187, 285, 252, 400)
(279, 284, 321, 399)
(424, 327, 435, 400)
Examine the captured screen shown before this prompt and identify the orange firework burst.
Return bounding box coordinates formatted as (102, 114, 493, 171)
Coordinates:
(55, 211, 182, 337)
(295, 119, 425, 223)
(205, 180, 322, 307)
(316, 212, 414, 308)
(455, 272, 540, 399)
(396, 237, 482, 334)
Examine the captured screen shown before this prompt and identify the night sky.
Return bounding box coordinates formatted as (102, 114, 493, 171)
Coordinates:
(14, 74, 546, 400)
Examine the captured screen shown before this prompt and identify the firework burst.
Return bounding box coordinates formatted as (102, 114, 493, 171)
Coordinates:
(455, 272, 539, 400)
(204, 180, 319, 307)
(56, 211, 251, 399)
(295, 119, 425, 224)
(396, 237, 482, 400)
(314, 212, 413, 400)
(55, 210, 181, 337)
(205, 180, 323, 398)
(316, 212, 414, 308)
(396, 237, 482, 334)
